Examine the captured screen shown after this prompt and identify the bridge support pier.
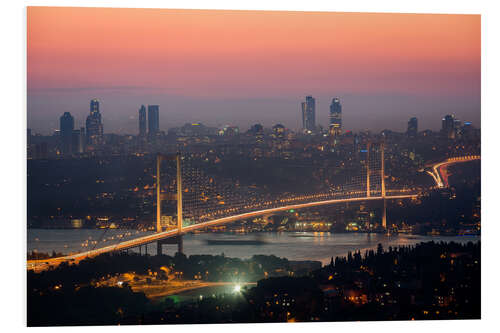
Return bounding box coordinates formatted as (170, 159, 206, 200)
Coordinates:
(156, 235, 183, 256)
(366, 142, 371, 197)
(157, 241, 163, 256)
(382, 198, 387, 230)
(178, 236, 183, 254)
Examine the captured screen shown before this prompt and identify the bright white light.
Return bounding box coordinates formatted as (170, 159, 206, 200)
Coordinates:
(233, 284, 241, 293)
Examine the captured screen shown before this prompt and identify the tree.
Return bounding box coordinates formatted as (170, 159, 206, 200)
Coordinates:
(377, 243, 384, 255)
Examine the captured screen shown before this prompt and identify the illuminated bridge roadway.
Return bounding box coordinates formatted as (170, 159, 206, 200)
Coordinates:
(27, 153, 480, 272)
(27, 194, 417, 272)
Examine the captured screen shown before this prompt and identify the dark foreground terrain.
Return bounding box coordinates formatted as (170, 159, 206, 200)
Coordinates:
(28, 241, 480, 325)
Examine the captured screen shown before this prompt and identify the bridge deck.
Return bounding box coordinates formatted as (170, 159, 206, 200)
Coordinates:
(27, 194, 418, 271)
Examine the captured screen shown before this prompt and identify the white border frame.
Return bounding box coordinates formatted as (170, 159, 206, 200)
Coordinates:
(2, 0, 498, 331)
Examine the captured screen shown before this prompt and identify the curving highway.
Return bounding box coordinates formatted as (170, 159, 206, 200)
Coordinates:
(427, 155, 480, 188)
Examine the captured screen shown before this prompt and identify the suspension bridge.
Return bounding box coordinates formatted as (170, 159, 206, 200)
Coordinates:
(27, 143, 479, 271)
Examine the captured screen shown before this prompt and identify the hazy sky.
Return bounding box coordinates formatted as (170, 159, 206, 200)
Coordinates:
(27, 7, 480, 135)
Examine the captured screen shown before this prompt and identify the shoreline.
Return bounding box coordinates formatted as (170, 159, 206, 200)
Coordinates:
(27, 227, 481, 237)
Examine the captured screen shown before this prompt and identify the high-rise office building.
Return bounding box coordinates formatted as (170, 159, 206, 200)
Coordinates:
(462, 121, 474, 139)
(59, 112, 74, 155)
(148, 105, 160, 139)
(454, 118, 462, 138)
(301, 96, 316, 133)
(86, 98, 104, 146)
(442, 114, 456, 139)
(78, 127, 85, 153)
(329, 98, 342, 137)
(71, 129, 81, 154)
(248, 123, 264, 144)
(139, 105, 147, 137)
(301, 102, 306, 130)
(407, 117, 418, 137)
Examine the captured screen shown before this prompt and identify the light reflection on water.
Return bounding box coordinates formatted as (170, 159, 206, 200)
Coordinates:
(28, 229, 479, 265)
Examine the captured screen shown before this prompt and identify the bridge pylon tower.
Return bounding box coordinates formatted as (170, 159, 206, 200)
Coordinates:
(176, 153, 183, 234)
(156, 154, 162, 233)
(366, 142, 371, 197)
(156, 153, 183, 234)
(381, 142, 387, 229)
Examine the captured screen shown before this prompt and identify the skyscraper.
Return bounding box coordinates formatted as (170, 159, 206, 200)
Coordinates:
(71, 129, 81, 154)
(86, 98, 104, 146)
(59, 112, 74, 155)
(329, 98, 342, 137)
(148, 105, 160, 139)
(442, 114, 456, 139)
(407, 117, 418, 137)
(301, 96, 316, 133)
(462, 121, 474, 139)
(301, 102, 307, 131)
(454, 118, 462, 138)
(139, 105, 147, 137)
(78, 127, 85, 153)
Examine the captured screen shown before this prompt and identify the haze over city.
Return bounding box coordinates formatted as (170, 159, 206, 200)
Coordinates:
(27, 7, 480, 134)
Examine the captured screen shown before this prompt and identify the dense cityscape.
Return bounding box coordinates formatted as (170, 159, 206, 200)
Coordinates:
(27, 95, 481, 325)
(28, 97, 480, 235)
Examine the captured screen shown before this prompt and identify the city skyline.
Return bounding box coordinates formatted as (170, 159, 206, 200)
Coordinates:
(29, 96, 479, 136)
(27, 8, 480, 135)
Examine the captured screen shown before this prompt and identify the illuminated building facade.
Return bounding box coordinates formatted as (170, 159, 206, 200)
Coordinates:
(441, 114, 456, 139)
(407, 117, 418, 138)
(148, 105, 160, 140)
(59, 112, 74, 155)
(301, 96, 316, 133)
(218, 125, 240, 136)
(329, 97, 342, 137)
(86, 99, 104, 147)
(77, 127, 85, 153)
(139, 105, 147, 137)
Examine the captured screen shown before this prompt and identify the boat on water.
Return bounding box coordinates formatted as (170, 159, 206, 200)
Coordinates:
(205, 238, 267, 246)
(288, 234, 317, 238)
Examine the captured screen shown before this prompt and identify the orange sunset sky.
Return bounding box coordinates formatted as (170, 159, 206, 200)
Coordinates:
(27, 7, 480, 134)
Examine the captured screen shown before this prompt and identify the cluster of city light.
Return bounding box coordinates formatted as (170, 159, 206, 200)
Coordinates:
(30, 154, 479, 271)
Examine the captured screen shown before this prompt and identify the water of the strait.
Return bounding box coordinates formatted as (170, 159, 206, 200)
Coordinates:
(28, 229, 479, 265)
